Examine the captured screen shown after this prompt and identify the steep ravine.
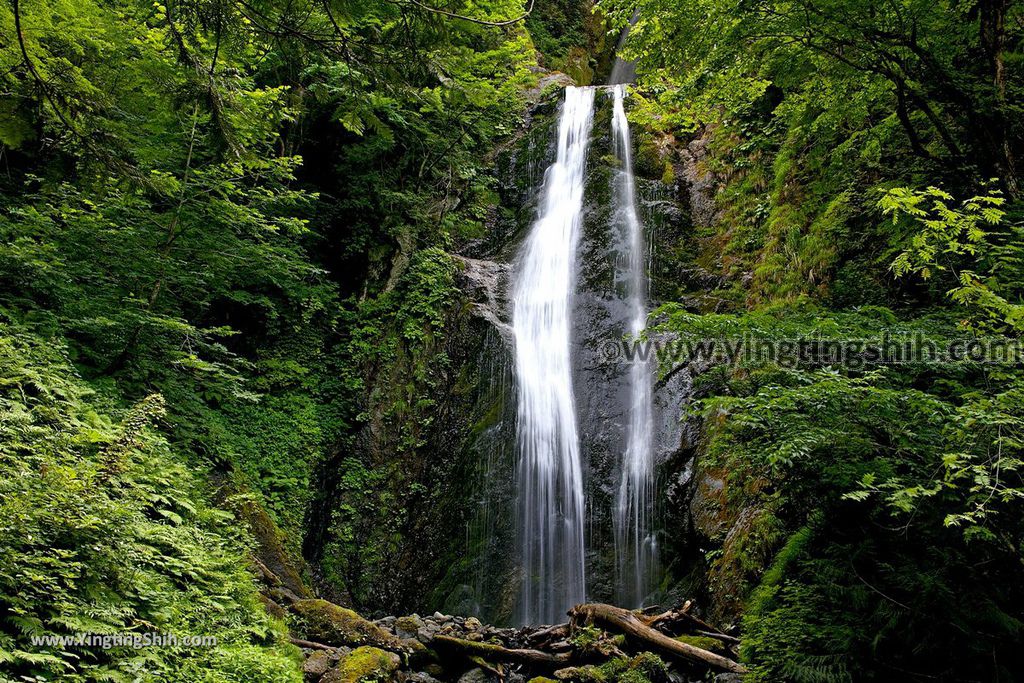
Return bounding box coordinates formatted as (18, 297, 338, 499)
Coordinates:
(268, 78, 757, 683)
(300, 75, 750, 634)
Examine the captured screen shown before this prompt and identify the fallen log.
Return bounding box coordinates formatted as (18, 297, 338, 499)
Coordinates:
(431, 634, 572, 668)
(646, 604, 718, 634)
(288, 636, 338, 651)
(696, 629, 741, 645)
(526, 622, 569, 645)
(568, 603, 747, 674)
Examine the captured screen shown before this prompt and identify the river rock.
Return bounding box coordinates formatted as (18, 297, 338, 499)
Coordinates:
(302, 650, 334, 679)
(321, 646, 400, 683)
(458, 668, 496, 683)
(395, 614, 425, 639)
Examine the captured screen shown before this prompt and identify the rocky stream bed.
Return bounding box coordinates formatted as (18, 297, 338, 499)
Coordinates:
(273, 587, 746, 683)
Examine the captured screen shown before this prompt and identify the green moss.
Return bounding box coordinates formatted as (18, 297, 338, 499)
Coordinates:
(291, 599, 403, 650)
(568, 624, 603, 649)
(675, 635, 726, 655)
(553, 664, 608, 682)
(557, 46, 596, 86)
(552, 653, 669, 683)
(230, 488, 313, 599)
(634, 139, 664, 179)
(661, 162, 675, 186)
(394, 616, 422, 634)
(620, 653, 669, 683)
(467, 393, 504, 442)
(322, 646, 400, 683)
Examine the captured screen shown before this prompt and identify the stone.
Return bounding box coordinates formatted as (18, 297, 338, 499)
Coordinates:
(713, 675, 745, 683)
(401, 673, 442, 683)
(395, 614, 425, 639)
(321, 646, 401, 683)
(291, 599, 406, 651)
(302, 650, 333, 679)
(458, 668, 495, 683)
(463, 617, 483, 631)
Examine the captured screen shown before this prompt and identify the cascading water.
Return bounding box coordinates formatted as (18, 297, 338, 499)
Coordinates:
(610, 84, 658, 607)
(513, 86, 594, 625)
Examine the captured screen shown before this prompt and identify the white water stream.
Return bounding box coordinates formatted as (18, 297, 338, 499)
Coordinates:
(513, 86, 595, 625)
(610, 84, 657, 607)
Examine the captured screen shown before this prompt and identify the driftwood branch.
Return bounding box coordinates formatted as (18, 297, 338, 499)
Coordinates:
(432, 634, 571, 668)
(569, 603, 747, 674)
(289, 637, 338, 651)
(696, 629, 741, 645)
(646, 606, 722, 636)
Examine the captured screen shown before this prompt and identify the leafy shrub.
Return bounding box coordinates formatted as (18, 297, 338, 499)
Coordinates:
(0, 322, 301, 681)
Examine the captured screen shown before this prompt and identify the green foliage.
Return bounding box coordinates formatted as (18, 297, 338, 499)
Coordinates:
(609, 0, 1024, 673)
(600, 652, 668, 683)
(0, 0, 542, 627)
(604, 0, 1023, 306)
(526, 0, 608, 84)
(0, 322, 301, 681)
(884, 185, 1024, 332)
(656, 294, 1024, 678)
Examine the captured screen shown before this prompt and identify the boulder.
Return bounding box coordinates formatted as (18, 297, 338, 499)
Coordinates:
(303, 650, 334, 679)
(322, 646, 400, 683)
(395, 615, 425, 639)
(292, 599, 406, 651)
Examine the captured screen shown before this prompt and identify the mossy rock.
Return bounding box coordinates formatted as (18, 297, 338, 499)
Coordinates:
(675, 634, 727, 655)
(572, 653, 667, 683)
(634, 139, 664, 180)
(291, 599, 404, 651)
(528, 678, 559, 683)
(321, 646, 400, 683)
(225, 485, 313, 599)
(394, 615, 424, 637)
(553, 664, 608, 682)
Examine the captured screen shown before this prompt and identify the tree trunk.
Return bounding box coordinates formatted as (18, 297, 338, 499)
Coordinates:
(431, 635, 572, 668)
(569, 603, 748, 674)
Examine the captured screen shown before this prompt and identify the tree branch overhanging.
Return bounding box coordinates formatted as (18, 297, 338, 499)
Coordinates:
(403, 0, 534, 27)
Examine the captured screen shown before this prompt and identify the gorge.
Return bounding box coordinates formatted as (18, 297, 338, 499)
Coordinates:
(3, 0, 1023, 679)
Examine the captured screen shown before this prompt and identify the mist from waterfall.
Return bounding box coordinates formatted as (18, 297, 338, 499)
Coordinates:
(611, 84, 658, 608)
(512, 86, 594, 625)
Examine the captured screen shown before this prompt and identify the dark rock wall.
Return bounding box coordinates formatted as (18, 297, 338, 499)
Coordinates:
(571, 91, 690, 606)
(436, 88, 696, 620)
(313, 83, 718, 625)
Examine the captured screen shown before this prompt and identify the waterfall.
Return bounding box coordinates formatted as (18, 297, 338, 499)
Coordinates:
(611, 84, 658, 607)
(512, 86, 594, 625)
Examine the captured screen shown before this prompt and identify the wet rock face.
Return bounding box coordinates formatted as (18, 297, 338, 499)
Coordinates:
(437, 88, 698, 620)
(424, 87, 563, 625)
(678, 134, 719, 231)
(571, 91, 690, 606)
(322, 83, 706, 625)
